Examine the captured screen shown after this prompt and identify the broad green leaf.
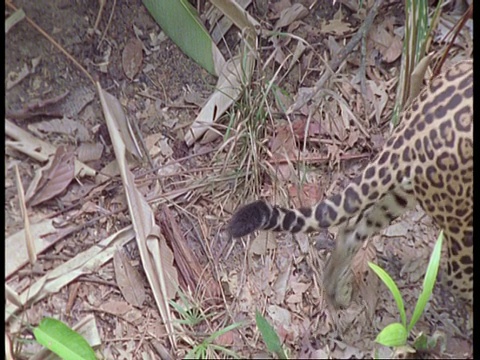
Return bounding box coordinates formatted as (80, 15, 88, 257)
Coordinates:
(408, 231, 443, 331)
(375, 322, 408, 347)
(368, 262, 407, 328)
(143, 0, 224, 76)
(255, 310, 288, 359)
(33, 317, 96, 360)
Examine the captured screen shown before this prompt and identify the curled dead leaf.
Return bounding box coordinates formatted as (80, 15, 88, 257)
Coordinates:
(26, 145, 75, 207)
(122, 38, 144, 80)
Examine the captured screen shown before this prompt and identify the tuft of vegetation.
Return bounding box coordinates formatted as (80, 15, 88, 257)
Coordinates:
(370, 231, 444, 357)
(170, 289, 244, 359)
(255, 310, 288, 359)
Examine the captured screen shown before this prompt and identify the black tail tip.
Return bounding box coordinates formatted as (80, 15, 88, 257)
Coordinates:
(228, 200, 271, 238)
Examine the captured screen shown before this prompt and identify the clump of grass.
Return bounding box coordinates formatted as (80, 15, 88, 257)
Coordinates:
(170, 289, 244, 359)
(218, 72, 276, 201)
(371, 231, 444, 358)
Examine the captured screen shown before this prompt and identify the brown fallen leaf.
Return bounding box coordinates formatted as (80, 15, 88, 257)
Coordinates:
(287, 183, 323, 207)
(320, 8, 353, 35)
(25, 145, 75, 207)
(113, 249, 147, 308)
(77, 142, 104, 162)
(97, 83, 177, 348)
(291, 117, 321, 141)
(122, 37, 143, 80)
(6, 91, 69, 120)
(269, 124, 298, 159)
(214, 330, 235, 346)
(29, 117, 90, 141)
(100, 300, 133, 316)
(274, 3, 309, 30)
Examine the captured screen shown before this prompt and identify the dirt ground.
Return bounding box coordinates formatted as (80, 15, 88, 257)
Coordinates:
(5, 0, 472, 358)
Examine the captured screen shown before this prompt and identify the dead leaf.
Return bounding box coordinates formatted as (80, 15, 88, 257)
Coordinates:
(369, 23, 402, 63)
(326, 143, 343, 169)
(100, 300, 132, 315)
(346, 128, 359, 148)
(250, 232, 277, 255)
(97, 83, 178, 348)
(267, 304, 291, 325)
(7, 91, 68, 120)
(5, 226, 136, 323)
(269, 124, 297, 158)
(77, 142, 104, 162)
(114, 249, 147, 307)
(271, 0, 292, 14)
(214, 330, 235, 346)
(384, 221, 409, 237)
(26, 145, 75, 207)
(5, 119, 97, 178)
(320, 8, 353, 35)
(286, 281, 310, 304)
(352, 240, 376, 281)
(28, 117, 90, 141)
(291, 118, 321, 141)
(14, 164, 36, 264)
(122, 38, 143, 80)
(274, 3, 308, 30)
(287, 183, 323, 207)
(383, 35, 402, 63)
(185, 54, 251, 146)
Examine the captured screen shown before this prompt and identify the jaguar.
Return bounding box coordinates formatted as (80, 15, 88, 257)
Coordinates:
(228, 60, 473, 312)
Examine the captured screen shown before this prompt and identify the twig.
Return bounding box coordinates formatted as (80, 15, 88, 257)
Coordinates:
(433, 2, 472, 76)
(359, 23, 368, 123)
(287, 0, 384, 114)
(268, 152, 370, 165)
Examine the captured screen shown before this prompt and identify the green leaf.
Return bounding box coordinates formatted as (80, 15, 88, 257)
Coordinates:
(375, 322, 408, 347)
(412, 332, 428, 351)
(255, 310, 288, 359)
(33, 317, 97, 360)
(143, 0, 221, 75)
(408, 231, 443, 331)
(368, 262, 407, 327)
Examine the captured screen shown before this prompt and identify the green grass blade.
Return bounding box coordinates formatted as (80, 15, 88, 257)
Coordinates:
(408, 231, 443, 331)
(208, 344, 241, 358)
(368, 262, 407, 328)
(33, 317, 97, 360)
(255, 310, 288, 359)
(205, 321, 244, 344)
(391, 0, 430, 126)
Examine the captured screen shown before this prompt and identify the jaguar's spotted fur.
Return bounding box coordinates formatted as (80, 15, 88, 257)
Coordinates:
(228, 60, 473, 310)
